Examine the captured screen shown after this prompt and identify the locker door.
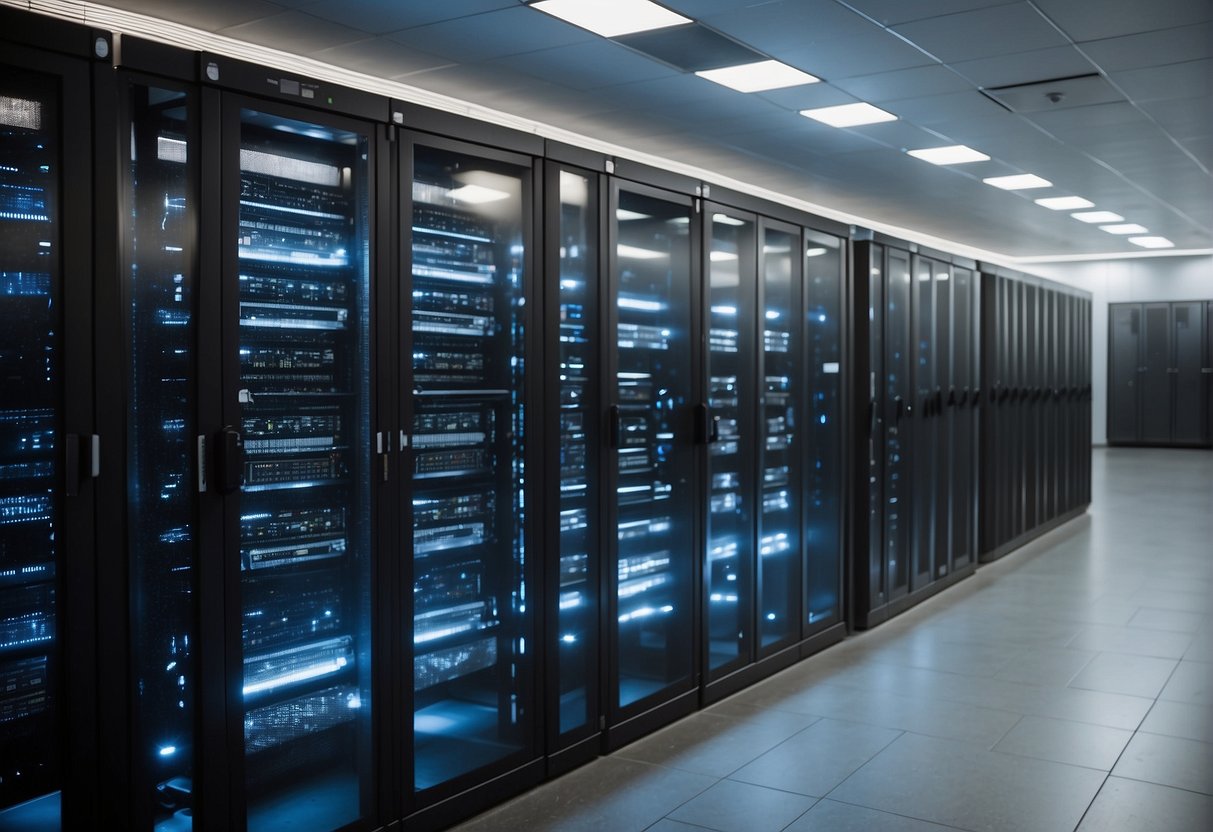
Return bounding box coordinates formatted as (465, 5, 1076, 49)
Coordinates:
(1141, 303, 1173, 443)
(1207, 302, 1213, 446)
(1172, 302, 1205, 445)
(951, 267, 974, 570)
(1023, 284, 1038, 532)
(933, 261, 952, 579)
(884, 250, 912, 600)
(910, 255, 934, 591)
(1107, 304, 1142, 444)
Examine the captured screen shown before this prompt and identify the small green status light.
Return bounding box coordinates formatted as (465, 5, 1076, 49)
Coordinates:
(328, 96, 334, 104)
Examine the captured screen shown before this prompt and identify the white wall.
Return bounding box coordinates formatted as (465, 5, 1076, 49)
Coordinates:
(1029, 255, 1213, 445)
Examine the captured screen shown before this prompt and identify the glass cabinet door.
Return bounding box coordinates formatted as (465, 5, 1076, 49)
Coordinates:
(124, 81, 196, 832)
(611, 185, 694, 712)
(911, 255, 934, 591)
(804, 233, 842, 626)
(884, 250, 911, 599)
(704, 210, 755, 677)
(408, 143, 533, 793)
(552, 168, 598, 741)
(0, 68, 61, 831)
(757, 222, 799, 650)
(233, 108, 373, 832)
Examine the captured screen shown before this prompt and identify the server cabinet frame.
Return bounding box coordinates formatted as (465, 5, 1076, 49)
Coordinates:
(0, 21, 103, 830)
(541, 156, 608, 777)
(397, 129, 546, 831)
(602, 175, 703, 752)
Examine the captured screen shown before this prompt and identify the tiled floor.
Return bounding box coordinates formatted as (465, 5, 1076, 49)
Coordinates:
(452, 448, 1213, 832)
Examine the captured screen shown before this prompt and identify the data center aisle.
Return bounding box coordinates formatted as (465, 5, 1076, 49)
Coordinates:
(450, 447, 1213, 832)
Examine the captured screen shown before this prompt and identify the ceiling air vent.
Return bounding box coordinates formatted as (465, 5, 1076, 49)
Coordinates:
(980, 74, 1124, 113)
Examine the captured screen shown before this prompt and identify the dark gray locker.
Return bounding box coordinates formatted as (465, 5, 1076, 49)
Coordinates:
(1208, 302, 1213, 443)
(1172, 302, 1205, 444)
(952, 266, 975, 570)
(934, 260, 952, 579)
(911, 255, 935, 591)
(1141, 303, 1173, 443)
(1108, 305, 1141, 443)
(1024, 283, 1038, 531)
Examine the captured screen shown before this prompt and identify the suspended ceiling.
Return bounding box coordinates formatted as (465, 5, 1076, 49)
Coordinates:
(17, 0, 1213, 260)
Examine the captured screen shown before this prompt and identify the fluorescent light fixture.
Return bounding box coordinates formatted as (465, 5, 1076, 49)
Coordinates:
(530, 0, 690, 38)
(618, 244, 667, 260)
(1101, 223, 1148, 234)
(1129, 236, 1173, 249)
(712, 213, 746, 226)
(1035, 196, 1094, 210)
(800, 102, 896, 128)
(616, 209, 651, 221)
(1071, 211, 1123, 223)
(696, 60, 820, 93)
(447, 184, 510, 204)
(906, 145, 989, 165)
(710, 250, 739, 262)
(983, 174, 1052, 190)
(805, 247, 827, 257)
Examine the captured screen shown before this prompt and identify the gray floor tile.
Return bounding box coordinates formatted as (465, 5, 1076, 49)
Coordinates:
(993, 714, 1133, 770)
(451, 757, 716, 832)
(829, 731, 1106, 832)
(1159, 660, 1213, 706)
(1127, 607, 1209, 633)
(1076, 776, 1213, 832)
(645, 820, 717, 832)
(1130, 588, 1211, 614)
(994, 646, 1096, 687)
(1068, 652, 1179, 699)
(666, 779, 816, 832)
(863, 637, 1026, 677)
(728, 718, 902, 797)
(783, 800, 963, 832)
(1139, 699, 1213, 743)
(1185, 630, 1213, 660)
(1112, 731, 1213, 795)
(615, 708, 819, 777)
(1067, 624, 1193, 659)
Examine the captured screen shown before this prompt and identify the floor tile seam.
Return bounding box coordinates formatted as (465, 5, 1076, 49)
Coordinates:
(641, 817, 722, 832)
(813, 727, 909, 803)
(1134, 725, 1213, 745)
(1106, 771, 1213, 798)
(649, 768, 734, 830)
(810, 794, 980, 832)
(985, 741, 1124, 774)
(718, 773, 834, 801)
(986, 712, 1026, 751)
(1057, 648, 1100, 689)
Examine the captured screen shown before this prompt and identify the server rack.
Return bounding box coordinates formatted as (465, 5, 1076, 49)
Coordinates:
(0, 14, 103, 830)
(850, 239, 977, 629)
(1107, 300, 1211, 448)
(978, 267, 1091, 563)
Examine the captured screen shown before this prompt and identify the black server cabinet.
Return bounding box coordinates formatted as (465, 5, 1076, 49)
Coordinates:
(213, 86, 382, 832)
(605, 179, 700, 748)
(0, 21, 100, 831)
(702, 205, 757, 687)
(1107, 301, 1211, 448)
(399, 132, 542, 823)
(543, 158, 603, 775)
(950, 266, 978, 572)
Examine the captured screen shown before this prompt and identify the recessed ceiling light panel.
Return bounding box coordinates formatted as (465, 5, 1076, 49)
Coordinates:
(696, 60, 820, 92)
(1035, 196, 1094, 210)
(983, 174, 1052, 190)
(1071, 211, 1123, 223)
(1101, 223, 1149, 234)
(1129, 236, 1174, 249)
(906, 145, 989, 165)
(530, 0, 691, 38)
(800, 102, 897, 128)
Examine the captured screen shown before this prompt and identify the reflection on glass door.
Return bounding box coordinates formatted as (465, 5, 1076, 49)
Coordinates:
(612, 186, 694, 710)
(705, 210, 754, 676)
(0, 69, 61, 830)
(409, 144, 531, 792)
(235, 109, 372, 832)
(125, 82, 195, 832)
(757, 223, 798, 650)
(804, 234, 842, 625)
(553, 169, 596, 738)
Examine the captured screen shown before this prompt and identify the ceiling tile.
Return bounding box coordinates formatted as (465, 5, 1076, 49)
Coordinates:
(100, 0, 287, 31)
(833, 65, 973, 102)
(884, 89, 1009, 125)
(771, 30, 935, 79)
(1032, 0, 1211, 43)
(486, 39, 677, 91)
(842, 0, 1020, 26)
(219, 10, 368, 54)
(303, 0, 516, 33)
(1078, 23, 1211, 72)
(703, 0, 878, 50)
(950, 46, 1099, 89)
(310, 37, 452, 78)
(1111, 60, 1212, 105)
(755, 83, 859, 111)
(386, 6, 593, 63)
(1027, 102, 1153, 135)
(846, 120, 955, 151)
(893, 3, 1069, 63)
(1142, 98, 1213, 140)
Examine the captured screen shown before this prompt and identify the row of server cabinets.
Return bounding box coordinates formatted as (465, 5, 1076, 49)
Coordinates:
(979, 269, 1093, 561)
(1108, 301, 1213, 448)
(0, 14, 848, 832)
